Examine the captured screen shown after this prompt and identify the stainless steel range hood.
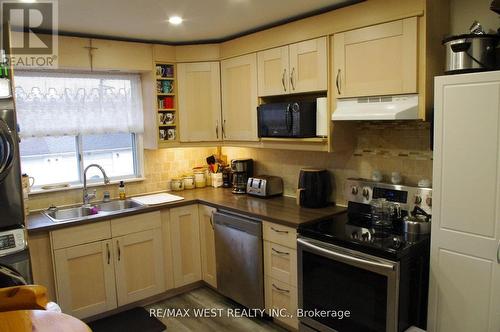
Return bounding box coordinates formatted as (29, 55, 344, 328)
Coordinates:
(332, 94, 419, 121)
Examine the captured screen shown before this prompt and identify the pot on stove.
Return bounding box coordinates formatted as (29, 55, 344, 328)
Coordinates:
(404, 206, 431, 235)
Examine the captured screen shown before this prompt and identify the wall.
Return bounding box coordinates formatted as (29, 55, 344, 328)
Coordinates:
(27, 147, 217, 211)
(450, 0, 499, 34)
(223, 122, 432, 205)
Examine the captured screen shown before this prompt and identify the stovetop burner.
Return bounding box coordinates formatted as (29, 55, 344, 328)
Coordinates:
(299, 209, 429, 260)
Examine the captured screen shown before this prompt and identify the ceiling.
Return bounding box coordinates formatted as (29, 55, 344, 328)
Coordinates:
(43, 0, 360, 44)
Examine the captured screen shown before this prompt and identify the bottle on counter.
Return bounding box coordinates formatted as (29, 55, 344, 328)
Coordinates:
(118, 181, 126, 200)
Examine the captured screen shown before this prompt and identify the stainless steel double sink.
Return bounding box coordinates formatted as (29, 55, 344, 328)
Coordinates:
(43, 199, 145, 223)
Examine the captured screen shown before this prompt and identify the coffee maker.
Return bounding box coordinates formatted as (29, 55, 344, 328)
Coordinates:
(231, 159, 253, 194)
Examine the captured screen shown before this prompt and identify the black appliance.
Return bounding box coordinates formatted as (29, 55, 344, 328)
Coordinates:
(297, 168, 331, 208)
(258, 101, 316, 138)
(231, 159, 253, 194)
(297, 178, 431, 332)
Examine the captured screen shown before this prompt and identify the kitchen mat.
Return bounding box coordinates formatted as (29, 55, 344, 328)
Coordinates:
(87, 307, 166, 332)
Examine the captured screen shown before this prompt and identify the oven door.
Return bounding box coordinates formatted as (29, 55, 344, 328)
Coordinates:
(297, 237, 399, 332)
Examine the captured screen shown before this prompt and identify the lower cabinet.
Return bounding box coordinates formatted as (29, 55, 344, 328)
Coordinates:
(52, 213, 165, 319)
(170, 205, 202, 287)
(263, 221, 299, 329)
(53, 240, 117, 319)
(113, 229, 164, 306)
(199, 205, 217, 288)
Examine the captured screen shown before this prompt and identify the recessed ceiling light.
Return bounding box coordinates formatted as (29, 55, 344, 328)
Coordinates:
(168, 16, 183, 25)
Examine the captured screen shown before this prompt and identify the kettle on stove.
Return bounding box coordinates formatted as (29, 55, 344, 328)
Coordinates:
(296, 168, 331, 208)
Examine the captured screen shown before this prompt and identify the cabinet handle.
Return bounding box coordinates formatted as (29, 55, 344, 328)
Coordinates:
(336, 69, 341, 95)
(272, 283, 290, 293)
(106, 243, 110, 265)
(281, 68, 287, 92)
(272, 247, 290, 255)
(117, 240, 121, 261)
(209, 211, 215, 230)
(290, 67, 295, 91)
(270, 226, 288, 234)
(222, 119, 226, 138)
(215, 120, 219, 139)
(497, 241, 500, 264)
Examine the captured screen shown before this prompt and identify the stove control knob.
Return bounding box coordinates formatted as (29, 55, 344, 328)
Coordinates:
(351, 231, 358, 239)
(414, 195, 422, 204)
(392, 237, 402, 249)
(361, 232, 370, 241)
(351, 186, 359, 195)
(362, 187, 370, 199)
(426, 196, 432, 207)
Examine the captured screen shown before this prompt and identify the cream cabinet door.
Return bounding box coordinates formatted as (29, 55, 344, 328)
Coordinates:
(177, 62, 222, 142)
(429, 72, 500, 332)
(91, 39, 153, 72)
(333, 17, 417, 98)
(113, 229, 165, 306)
(221, 54, 258, 141)
(265, 277, 298, 329)
(199, 205, 217, 288)
(288, 37, 327, 93)
(170, 205, 202, 287)
(53, 240, 117, 319)
(257, 46, 289, 96)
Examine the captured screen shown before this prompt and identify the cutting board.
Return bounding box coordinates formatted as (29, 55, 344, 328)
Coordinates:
(131, 193, 184, 206)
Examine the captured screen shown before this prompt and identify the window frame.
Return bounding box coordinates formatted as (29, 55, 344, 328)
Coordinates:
(22, 133, 145, 194)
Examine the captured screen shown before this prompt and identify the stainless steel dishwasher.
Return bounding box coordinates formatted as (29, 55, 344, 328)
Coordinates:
(214, 210, 264, 309)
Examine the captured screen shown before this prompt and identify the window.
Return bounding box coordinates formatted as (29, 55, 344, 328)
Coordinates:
(15, 71, 144, 189)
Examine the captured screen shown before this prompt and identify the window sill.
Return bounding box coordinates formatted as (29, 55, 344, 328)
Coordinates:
(28, 177, 146, 195)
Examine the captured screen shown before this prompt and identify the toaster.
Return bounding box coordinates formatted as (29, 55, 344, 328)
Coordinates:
(246, 175, 283, 197)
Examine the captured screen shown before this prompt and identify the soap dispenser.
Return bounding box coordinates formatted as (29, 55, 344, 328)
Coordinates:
(118, 181, 126, 200)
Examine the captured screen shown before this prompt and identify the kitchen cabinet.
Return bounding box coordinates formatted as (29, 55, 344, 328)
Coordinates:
(177, 62, 222, 142)
(198, 205, 217, 288)
(257, 37, 327, 96)
(113, 229, 164, 306)
(263, 221, 298, 329)
(332, 17, 417, 98)
(91, 39, 153, 72)
(428, 71, 500, 332)
(51, 212, 164, 319)
(221, 53, 259, 141)
(53, 240, 117, 319)
(170, 205, 202, 287)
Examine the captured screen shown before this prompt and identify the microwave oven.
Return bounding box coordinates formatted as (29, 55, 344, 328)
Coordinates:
(257, 101, 316, 138)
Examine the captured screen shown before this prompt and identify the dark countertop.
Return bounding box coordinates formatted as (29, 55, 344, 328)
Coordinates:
(27, 187, 347, 233)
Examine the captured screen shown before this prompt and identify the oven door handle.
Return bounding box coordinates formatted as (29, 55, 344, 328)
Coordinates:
(298, 237, 396, 271)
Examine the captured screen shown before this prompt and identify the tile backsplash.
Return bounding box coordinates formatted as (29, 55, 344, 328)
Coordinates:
(27, 122, 432, 210)
(223, 121, 432, 205)
(27, 147, 217, 211)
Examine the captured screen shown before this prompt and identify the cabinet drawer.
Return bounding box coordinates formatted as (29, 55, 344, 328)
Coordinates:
(263, 221, 297, 249)
(264, 241, 297, 286)
(51, 221, 111, 250)
(111, 211, 161, 237)
(265, 276, 298, 329)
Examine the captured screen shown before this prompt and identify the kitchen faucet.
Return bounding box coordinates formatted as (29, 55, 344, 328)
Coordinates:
(83, 164, 110, 206)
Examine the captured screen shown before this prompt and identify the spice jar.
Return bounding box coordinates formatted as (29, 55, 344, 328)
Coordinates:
(171, 178, 184, 191)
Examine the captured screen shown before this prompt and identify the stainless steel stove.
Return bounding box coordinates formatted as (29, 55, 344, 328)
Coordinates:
(297, 178, 431, 332)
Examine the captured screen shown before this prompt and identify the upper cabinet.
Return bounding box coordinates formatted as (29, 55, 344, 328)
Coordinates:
(177, 62, 222, 142)
(257, 37, 327, 97)
(91, 39, 153, 72)
(221, 53, 259, 141)
(332, 17, 418, 98)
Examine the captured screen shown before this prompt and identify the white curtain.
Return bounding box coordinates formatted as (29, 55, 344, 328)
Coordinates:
(14, 71, 144, 138)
